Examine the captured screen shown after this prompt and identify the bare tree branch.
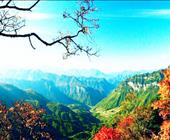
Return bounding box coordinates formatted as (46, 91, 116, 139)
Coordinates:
(0, 0, 40, 11)
(28, 36, 35, 50)
(0, 29, 83, 46)
(0, 0, 99, 57)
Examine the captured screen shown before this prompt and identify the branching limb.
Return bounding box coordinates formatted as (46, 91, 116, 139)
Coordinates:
(0, 0, 99, 58)
(0, 0, 40, 11)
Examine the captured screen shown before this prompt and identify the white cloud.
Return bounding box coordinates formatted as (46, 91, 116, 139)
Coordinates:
(140, 9, 170, 18)
(145, 9, 170, 16)
(19, 12, 57, 21)
(100, 9, 170, 19)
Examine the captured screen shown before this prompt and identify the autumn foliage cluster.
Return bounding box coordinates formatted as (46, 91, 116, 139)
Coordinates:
(93, 68, 170, 140)
(0, 102, 51, 139)
(92, 126, 122, 140)
(152, 68, 170, 139)
(93, 110, 151, 140)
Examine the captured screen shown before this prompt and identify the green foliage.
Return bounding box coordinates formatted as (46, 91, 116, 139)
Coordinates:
(43, 103, 100, 139)
(92, 70, 163, 121)
(69, 131, 91, 140)
(0, 69, 166, 139)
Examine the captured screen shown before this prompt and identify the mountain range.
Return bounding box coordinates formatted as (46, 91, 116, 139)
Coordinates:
(0, 83, 48, 107)
(91, 69, 164, 123)
(0, 68, 163, 139)
(0, 69, 136, 106)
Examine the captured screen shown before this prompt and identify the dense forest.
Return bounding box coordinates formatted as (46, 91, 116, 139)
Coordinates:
(0, 67, 169, 139)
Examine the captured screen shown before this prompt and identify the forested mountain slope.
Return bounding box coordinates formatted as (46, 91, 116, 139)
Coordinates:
(92, 70, 163, 118)
(0, 70, 131, 106)
(0, 83, 48, 107)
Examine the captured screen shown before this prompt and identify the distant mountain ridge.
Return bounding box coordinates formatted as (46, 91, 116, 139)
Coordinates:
(55, 76, 114, 105)
(55, 69, 151, 79)
(0, 69, 144, 79)
(0, 82, 48, 107)
(0, 69, 147, 106)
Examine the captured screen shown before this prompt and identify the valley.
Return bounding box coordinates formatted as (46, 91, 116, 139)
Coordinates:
(0, 69, 166, 139)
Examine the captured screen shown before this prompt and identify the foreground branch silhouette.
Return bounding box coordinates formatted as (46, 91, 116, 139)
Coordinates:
(0, 0, 98, 58)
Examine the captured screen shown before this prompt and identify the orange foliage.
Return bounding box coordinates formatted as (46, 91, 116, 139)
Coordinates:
(152, 68, 170, 139)
(92, 126, 122, 140)
(116, 116, 137, 139)
(93, 68, 170, 140)
(0, 102, 51, 139)
(93, 116, 135, 140)
(160, 120, 170, 139)
(117, 116, 134, 128)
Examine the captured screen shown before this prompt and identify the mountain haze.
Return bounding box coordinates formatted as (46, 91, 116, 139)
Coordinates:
(0, 83, 48, 107)
(0, 69, 135, 106)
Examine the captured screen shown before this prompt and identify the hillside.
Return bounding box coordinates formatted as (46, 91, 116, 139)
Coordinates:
(0, 70, 125, 106)
(44, 103, 100, 140)
(0, 69, 166, 139)
(1, 79, 80, 105)
(92, 70, 163, 119)
(56, 76, 114, 105)
(0, 82, 101, 139)
(0, 83, 48, 108)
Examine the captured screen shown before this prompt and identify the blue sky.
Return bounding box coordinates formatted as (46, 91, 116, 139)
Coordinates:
(0, 1, 170, 73)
